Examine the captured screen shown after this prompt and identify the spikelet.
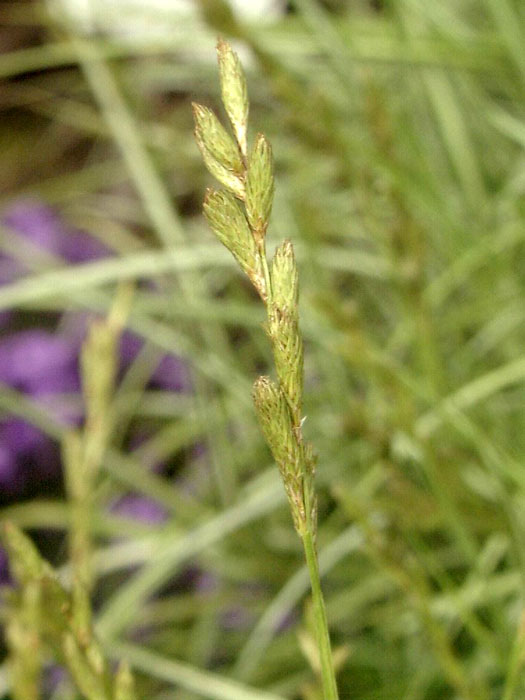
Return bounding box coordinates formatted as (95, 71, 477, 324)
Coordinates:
(217, 39, 249, 157)
(245, 133, 274, 244)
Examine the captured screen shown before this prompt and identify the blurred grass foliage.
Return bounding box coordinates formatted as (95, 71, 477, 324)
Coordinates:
(1, 0, 525, 697)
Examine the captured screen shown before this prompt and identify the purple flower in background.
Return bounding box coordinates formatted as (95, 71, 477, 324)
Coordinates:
(43, 665, 68, 696)
(120, 331, 190, 392)
(3, 200, 111, 266)
(0, 330, 80, 398)
(221, 605, 254, 630)
(0, 330, 81, 493)
(0, 546, 11, 586)
(0, 199, 191, 586)
(0, 199, 110, 328)
(0, 199, 189, 495)
(0, 419, 58, 492)
(112, 493, 168, 524)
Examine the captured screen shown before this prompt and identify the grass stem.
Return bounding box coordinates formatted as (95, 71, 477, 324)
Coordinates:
(301, 529, 340, 699)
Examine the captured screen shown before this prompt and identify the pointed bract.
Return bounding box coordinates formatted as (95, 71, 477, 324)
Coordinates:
(271, 239, 298, 316)
(195, 129, 245, 199)
(269, 240, 303, 419)
(269, 311, 303, 421)
(203, 189, 266, 299)
(252, 376, 305, 531)
(192, 103, 244, 174)
(63, 634, 108, 700)
(245, 134, 274, 241)
(217, 39, 249, 157)
(2, 522, 50, 585)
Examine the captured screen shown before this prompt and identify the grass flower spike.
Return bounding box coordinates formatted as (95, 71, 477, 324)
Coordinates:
(246, 134, 274, 242)
(193, 103, 246, 199)
(203, 188, 266, 299)
(269, 240, 304, 423)
(192, 103, 244, 175)
(252, 376, 305, 533)
(216, 38, 249, 157)
(194, 40, 339, 699)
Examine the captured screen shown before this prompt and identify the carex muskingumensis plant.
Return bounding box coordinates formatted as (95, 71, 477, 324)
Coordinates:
(193, 40, 339, 699)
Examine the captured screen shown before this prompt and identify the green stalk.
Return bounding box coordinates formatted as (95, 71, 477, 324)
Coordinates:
(301, 527, 339, 700)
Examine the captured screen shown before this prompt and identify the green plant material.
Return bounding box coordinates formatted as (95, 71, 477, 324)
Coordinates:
(269, 241, 298, 319)
(63, 287, 129, 647)
(502, 612, 525, 700)
(195, 128, 246, 199)
(5, 4, 525, 697)
(301, 529, 339, 699)
(63, 430, 93, 631)
(300, 594, 350, 699)
(81, 320, 118, 452)
(193, 103, 244, 175)
(71, 577, 93, 647)
(197, 0, 243, 38)
(217, 38, 249, 157)
(96, 472, 284, 638)
(245, 133, 274, 242)
(114, 661, 138, 700)
(81, 282, 131, 475)
(203, 188, 265, 298)
(253, 377, 304, 533)
(235, 525, 360, 681)
(68, 34, 186, 249)
(2, 521, 51, 585)
(1, 523, 67, 634)
(63, 633, 111, 700)
(108, 641, 287, 700)
(0, 292, 138, 699)
(2, 522, 137, 699)
(5, 581, 42, 700)
(268, 240, 303, 421)
(1, 524, 71, 645)
(192, 61, 247, 200)
(195, 40, 339, 699)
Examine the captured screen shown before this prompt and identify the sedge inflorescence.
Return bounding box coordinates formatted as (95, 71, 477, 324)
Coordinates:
(193, 40, 316, 537)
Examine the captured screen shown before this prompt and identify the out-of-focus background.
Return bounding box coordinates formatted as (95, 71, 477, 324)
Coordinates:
(2, 0, 525, 697)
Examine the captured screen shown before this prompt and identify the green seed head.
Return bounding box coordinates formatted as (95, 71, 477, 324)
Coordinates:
(271, 239, 298, 315)
(245, 134, 274, 241)
(195, 128, 245, 199)
(269, 241, 302, 417)
(252, 376, 297, 471)
(217, 39, 249, 157)
(192, 102, 244, 175)
(252, 376, 305, 531)
(203, 189, 266, 298)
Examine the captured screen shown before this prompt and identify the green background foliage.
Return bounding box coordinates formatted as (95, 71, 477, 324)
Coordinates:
(2, 1, 525, 698)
